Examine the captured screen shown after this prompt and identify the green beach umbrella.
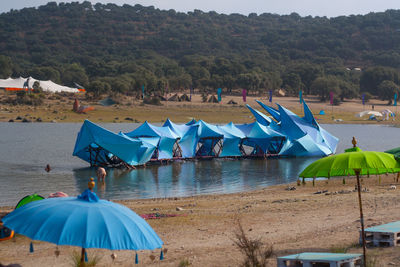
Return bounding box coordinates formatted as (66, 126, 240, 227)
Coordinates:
(299, 150, 400, 179)
(15, 194, 45, 209)
(298, 138, 400, 266)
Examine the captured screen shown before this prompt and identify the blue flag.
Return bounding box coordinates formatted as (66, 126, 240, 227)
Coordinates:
(217, 88, 222, 102)
(395, 93, 398, 106)
(142, 85, 145, 99)
(299, 90, 303, 104)
(362, 94, 365, 105)
(269, 90, 272, 103)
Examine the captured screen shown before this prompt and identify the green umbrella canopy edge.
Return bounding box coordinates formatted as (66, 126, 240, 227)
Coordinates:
(299, 151, 400, 178)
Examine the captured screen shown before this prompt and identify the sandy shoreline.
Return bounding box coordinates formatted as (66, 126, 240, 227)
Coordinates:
(2, 175, 400, 266)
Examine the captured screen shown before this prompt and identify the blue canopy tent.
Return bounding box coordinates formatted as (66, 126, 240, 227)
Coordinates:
(185, 118, 197, 125)
(163, 118, 197, 158)
(217, 122, 246, 157)
(194, 120, 224, 157)
(124, 121, 180, 160)
(119, 133, 158, 164)
(255, 100, 281, 122)
(246, 104, 273, 126)
(178, 125, 199, 158)
(276, 102, 338, 156)
(164, 119, 224, 158)
(236, 122, 286, 156)
(73, 120, 155, 167)
(72, 102, 339, 167)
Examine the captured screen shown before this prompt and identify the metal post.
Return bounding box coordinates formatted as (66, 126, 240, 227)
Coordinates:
(81, 247, 86, 266)
(355, 169, 367, 266)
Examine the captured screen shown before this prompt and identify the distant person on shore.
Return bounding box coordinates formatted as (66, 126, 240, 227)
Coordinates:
(97, 167, 106, 183)
(45, 164, 51, 172)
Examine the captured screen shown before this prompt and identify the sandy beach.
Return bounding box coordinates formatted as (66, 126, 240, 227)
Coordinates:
(1, 175, 400, 266)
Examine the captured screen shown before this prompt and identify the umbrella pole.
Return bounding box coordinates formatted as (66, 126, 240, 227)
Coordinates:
(356, 171, 367, 266)
(81, 248, 86, 266)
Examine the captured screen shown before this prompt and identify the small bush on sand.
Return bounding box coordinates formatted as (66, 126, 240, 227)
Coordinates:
(233, 219, 273, 267)
(178, 258, 191, 267)
(71, 250, 102, 267)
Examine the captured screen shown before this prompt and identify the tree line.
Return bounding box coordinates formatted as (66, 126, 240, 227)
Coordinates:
(0, 2, 400, 102)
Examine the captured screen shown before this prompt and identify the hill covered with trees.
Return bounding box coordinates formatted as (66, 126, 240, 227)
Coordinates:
(0, 1, 400, 102)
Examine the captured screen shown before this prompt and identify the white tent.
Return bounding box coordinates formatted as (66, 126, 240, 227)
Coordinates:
(355, 110, 383, 118)
(0, 77, 83, 93)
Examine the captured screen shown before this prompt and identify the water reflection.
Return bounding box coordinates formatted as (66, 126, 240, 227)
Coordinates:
(73, 157, 318, 200)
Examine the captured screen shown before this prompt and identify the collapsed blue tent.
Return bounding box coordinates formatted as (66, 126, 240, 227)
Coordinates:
(254, 100, 338, 157)
(124, 121, 180, 160)
(246, 104, 273, 126)
(164, 119, 225, 158)
(73, 101, 338, 167)
(194, 120, 224, 157)
(255, 100, 281, 122)
(163, 119, 197, 158)
(73, 120, 155, 167)
(217, 122, 246, 157)
(236, 121, 286, 155)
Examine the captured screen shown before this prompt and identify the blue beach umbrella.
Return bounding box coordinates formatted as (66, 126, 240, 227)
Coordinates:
(2, 182, 163, 265)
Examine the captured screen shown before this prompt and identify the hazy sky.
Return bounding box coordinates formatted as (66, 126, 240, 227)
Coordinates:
(2, 0, 400, 17)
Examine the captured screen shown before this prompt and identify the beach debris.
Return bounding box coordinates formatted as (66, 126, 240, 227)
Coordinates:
(390, 185, 397, 190)
(111, 253, 117, 261)
(54, 247, 60, 257)
(149, 254, 156, 261)
(36, 117, 42, 122)
(176, 207, 184, 211)
(227, 99, 237, 104)
(15, 116, 22, 120)
(272, 198, 300, 203)
(285, 186, 296, 191)
(140, 213, 185, 220)
(8, 119, 14, 122)
(22, 118, 31, 123)
(313, 190, 328, 194)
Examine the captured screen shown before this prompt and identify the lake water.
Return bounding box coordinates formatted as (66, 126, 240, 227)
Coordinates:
(0, 122, 399, 206)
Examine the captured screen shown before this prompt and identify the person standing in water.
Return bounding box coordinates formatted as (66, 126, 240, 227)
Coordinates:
(97, 167, 106, 183)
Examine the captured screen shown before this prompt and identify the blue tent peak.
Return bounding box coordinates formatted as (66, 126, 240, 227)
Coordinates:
(302, 101, 318, 127)
(255, 100, 281, 122)
(246, 104, 272, 126)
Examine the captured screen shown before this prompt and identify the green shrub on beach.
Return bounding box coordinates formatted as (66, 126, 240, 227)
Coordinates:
(233, 218, 273, 267)
(178, 258, 191, 267)
(70, 250, 102, 267)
